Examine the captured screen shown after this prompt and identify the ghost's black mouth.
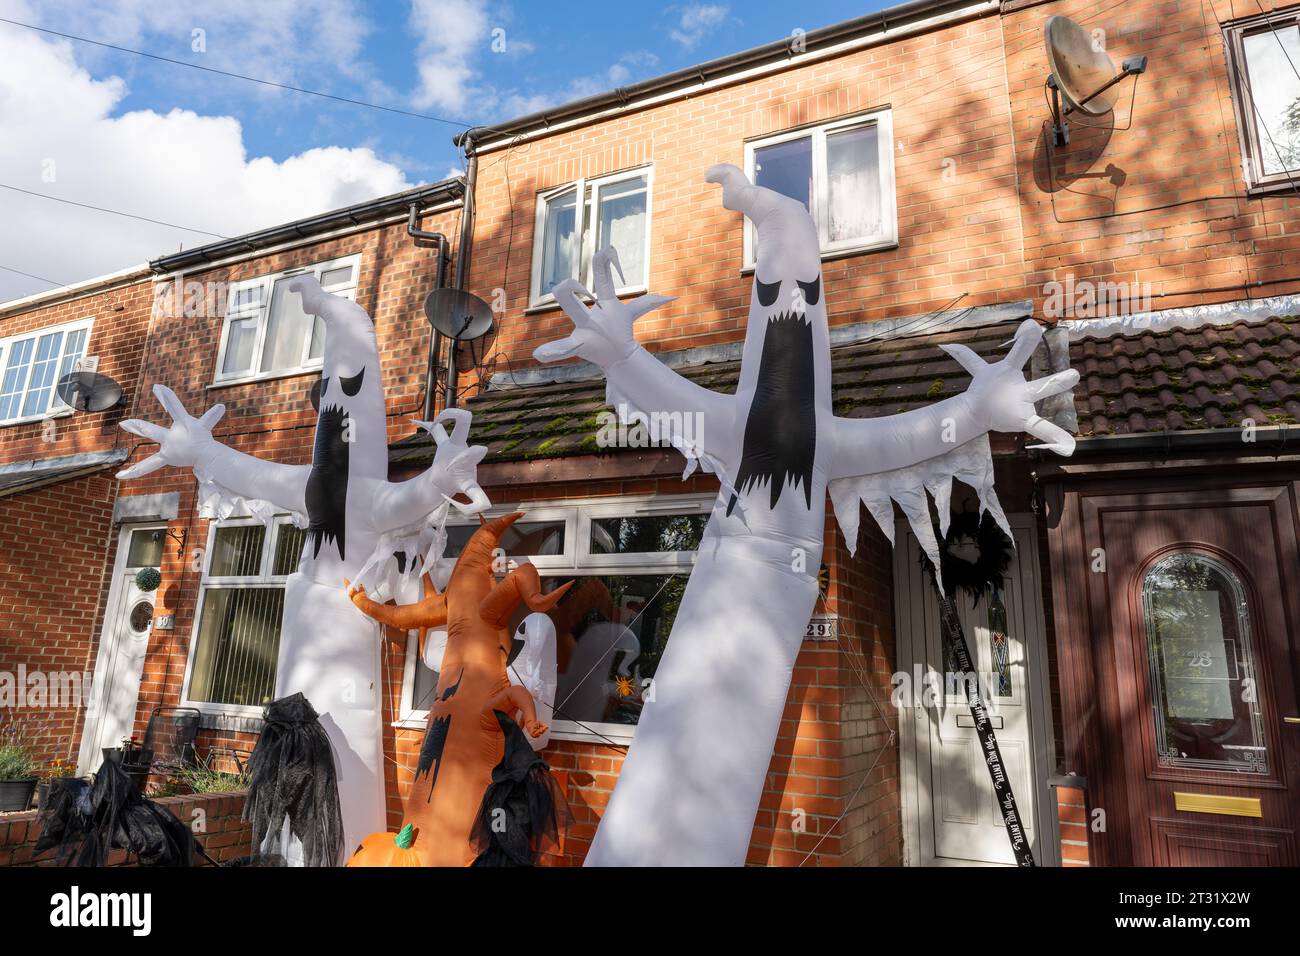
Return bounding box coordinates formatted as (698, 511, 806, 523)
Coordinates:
(306, 403, 350, 559)
(727, 310, 816, 515)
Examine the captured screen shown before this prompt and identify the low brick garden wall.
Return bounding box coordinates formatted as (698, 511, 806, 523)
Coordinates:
(0, 790, 251, 866)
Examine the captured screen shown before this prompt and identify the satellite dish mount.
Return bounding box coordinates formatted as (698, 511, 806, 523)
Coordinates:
(1045, 15, 1147, 147)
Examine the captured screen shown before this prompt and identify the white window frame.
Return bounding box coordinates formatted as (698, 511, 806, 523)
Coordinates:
(743, 108, 897, 269)
(396, 491, 714, 745)
(528, 166, 654, 309)
(0, 317, 94, 427)
(212, 254, 361, 386)
(180, 515, 302, 717)
(1224, 9, 1300, 193)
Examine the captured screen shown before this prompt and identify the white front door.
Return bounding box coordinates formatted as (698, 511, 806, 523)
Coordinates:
(895, 513, 1058, 866)
(77, 525, 164, 774)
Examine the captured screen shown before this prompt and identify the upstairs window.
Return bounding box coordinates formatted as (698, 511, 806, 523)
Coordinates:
(743, 109, 897, 267)
(0, 319, 91, 425)
(1226, 10, 1300, 191)
(214, 255, 360, 384)
(530, 167, 652, 307)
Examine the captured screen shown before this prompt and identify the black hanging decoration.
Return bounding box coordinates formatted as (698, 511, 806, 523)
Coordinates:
(936, 597, 1035, 866)
(919, 508, 1013, 605)
(33, 761, 196, 867)
(921, 509, 1035, 867)
(242, 692, 345, 868)
(469, 711, 569, 866)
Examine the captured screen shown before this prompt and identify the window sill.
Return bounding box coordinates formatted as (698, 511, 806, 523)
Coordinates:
(1245, 179, 1300, 198)
(524, 285, 649, 315)
(391, 716, 634, 747)
(740, 238, 899, 274)
(209, 366, 323, 391)
(0, 406, 75, 430)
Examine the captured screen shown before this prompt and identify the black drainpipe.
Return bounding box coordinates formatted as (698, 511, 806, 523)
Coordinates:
(446, 139, 478, 409)
(408, 203, 449, 421)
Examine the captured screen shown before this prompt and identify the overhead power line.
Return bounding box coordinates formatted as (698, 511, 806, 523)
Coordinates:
(0, 263, 69, 289)
(0, 182, 227, 237)
(0, 16, 473, 129)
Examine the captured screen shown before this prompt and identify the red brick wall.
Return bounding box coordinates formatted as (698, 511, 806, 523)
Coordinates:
(1004, 0, 1300, 316)
(466, 10, 1028, 373)
(0, 275, 153, 467)
(462, 0, 1300, 384)
(0, 789, 251, 866)
(0, 276, 154, 769)
(1054, 784, 1090, 867)
(0, 472, 120, 770)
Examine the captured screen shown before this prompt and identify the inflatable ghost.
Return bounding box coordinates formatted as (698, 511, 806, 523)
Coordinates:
(117, 277, 490, 862)
(534, 163, 1079, 866)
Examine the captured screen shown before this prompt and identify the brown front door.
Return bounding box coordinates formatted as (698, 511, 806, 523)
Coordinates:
(1087, 485, 1300, 865)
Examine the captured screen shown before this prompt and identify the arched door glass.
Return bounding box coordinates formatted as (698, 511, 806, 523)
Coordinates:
(1141, 553, 1268, 774)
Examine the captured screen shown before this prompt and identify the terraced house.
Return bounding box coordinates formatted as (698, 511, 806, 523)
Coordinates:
(4, 0, 1300, 867)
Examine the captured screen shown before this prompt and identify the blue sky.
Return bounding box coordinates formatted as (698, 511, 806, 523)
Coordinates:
(0, 0, 892, 301)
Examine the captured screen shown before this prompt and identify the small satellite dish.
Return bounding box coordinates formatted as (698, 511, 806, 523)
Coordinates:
(56, 370, 124, 412)
(424, 287, 494, 341)
(1045, 15, 1147, 146)
(309, 377, 322, 412)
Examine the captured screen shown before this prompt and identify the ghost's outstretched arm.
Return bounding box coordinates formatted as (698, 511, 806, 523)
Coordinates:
(370, 408, 491, 532)
(827, 320, 1078, 580)
(534, 247, 737, 475)
(828, 319, 1079, 480)
(119, 384, 309, 518)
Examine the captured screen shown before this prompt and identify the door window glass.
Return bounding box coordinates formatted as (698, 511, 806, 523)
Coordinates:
(125, 529, 165, 568)
(1141, 553, 1268, 774)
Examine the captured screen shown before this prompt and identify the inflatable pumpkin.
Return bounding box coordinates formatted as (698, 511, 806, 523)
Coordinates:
(347, 823, 426, 867)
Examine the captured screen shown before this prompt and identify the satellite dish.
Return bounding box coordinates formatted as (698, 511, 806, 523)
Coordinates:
(1044, 15, 1147, 146)
(56, 370, 124, 412)
(424, 287, 494, 341)
(309, 377, 322, 412)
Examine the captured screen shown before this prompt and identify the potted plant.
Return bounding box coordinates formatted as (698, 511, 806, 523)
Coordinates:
(37, 755, 85, 809)
(0, 718, 38, 812)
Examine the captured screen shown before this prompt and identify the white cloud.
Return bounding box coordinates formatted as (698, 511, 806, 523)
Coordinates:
(408, 0, 491, 115)
(405, 1, 656, 122)
(669, 4, 729, 50)
(26, 0, 385, 95)
(0, 5, 411, 302)
(497, 51, 660, 119)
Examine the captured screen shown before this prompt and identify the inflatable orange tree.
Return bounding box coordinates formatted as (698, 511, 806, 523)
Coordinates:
(345, 512, 571, 866)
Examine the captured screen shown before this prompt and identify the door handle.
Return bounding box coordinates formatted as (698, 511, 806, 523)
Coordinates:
(1285, 717, 1300, 725)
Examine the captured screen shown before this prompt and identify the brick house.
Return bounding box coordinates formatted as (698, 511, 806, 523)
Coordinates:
(4, 0, 1300, 868)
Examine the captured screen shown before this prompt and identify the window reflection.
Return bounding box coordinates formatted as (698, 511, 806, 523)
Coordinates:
(1141, 553, 1268, 774)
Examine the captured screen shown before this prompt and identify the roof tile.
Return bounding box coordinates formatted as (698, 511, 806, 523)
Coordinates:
(391, 315, 1300, 464)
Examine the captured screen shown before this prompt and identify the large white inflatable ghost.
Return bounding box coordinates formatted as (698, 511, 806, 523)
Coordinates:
(118, 277, 489, 862)
(534, 164, 1079, 866)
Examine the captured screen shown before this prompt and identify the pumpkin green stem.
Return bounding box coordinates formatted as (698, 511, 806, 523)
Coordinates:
(394, 823, 415, 849)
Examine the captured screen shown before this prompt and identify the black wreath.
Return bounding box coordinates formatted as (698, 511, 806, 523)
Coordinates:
(919, 510, 1013, 605)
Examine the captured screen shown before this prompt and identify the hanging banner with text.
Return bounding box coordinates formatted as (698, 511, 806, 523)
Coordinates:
(938, 594, 1036, 867)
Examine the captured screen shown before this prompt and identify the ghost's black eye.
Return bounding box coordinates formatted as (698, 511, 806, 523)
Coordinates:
(755, 278, 781, 307)
(341, 369, 365, 396)
(797, 277, 821, 306)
